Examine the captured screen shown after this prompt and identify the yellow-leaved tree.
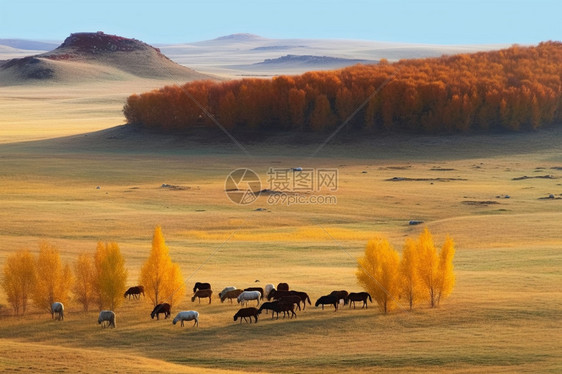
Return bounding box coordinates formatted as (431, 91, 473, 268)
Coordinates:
(73, 252, 96, 311)
(356, 238, 401, 314)
(399, 238, 423, 310)
(1, 250, 36, 315)
(140, 226, 185, 308)
(416, 228, 457, 308)
(94, 241, 127, 310)
(32, 242, 73, 313)
(416, 228, 440, 307)
(436, 236, 455, 306)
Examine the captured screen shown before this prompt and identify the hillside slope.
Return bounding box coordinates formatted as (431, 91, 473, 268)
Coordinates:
(0, 32, 213, 85)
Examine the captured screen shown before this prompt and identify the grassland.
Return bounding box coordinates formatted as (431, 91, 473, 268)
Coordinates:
(0, 82, 561, 372)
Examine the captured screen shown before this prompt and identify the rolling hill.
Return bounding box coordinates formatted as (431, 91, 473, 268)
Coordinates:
(0, 32, 213, 85)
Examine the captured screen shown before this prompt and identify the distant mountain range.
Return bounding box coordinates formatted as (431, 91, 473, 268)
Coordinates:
(0, 32, 509, 79)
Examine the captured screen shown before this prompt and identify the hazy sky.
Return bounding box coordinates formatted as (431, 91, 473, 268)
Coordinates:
(1, 0, 560, 44)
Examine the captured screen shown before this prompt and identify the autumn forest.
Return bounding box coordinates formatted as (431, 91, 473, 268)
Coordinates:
(123, 42, 562, 133)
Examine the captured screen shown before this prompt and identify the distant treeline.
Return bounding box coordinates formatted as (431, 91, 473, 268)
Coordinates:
(123, 42, 562, 133)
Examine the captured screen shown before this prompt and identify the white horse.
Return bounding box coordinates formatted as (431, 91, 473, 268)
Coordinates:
(51, 302, 64, 321)
(98, 310, 116, 328)
(172, 311, 199, 327)
(219, 286, 237, 299)
(237, 290, 261, 306)
(264, 284, 275, 299)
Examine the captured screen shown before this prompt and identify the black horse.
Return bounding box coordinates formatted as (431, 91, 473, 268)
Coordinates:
(289, 290, 312, 310)
(346, 292, 372, 309)
(315, 295, 339, 311)
(150, 303, 171, 320)
(329, 290, 349, 305)
(193, 282, 211, 293)
(267, 289, 291, 301)
(258, 301, 296, 319)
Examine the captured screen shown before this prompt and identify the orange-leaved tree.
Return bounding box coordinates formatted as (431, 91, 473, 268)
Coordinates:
(32, 242, 73, 313)
(73, 252, 97, 312)
(356, 238, 401, 314)
(1, 250, 36, 315)
(140, 226, 185, 308)
(94, 241, 128, 310)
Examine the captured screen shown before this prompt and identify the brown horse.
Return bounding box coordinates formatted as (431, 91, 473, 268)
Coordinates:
(150, 303, 171, 320)
(192, 289, 213, 304)
(234, 307, 259, 323)
(346, 292, 372, 309)
(221, 289, 244, 303)
(124, 285, 145, 299)
(277, 282, 289, 291)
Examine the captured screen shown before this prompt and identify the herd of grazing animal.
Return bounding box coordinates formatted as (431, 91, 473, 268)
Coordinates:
(49, 282, 371, 329)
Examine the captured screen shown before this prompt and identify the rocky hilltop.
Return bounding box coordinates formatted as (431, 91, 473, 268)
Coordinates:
(0, 32, 212, 85)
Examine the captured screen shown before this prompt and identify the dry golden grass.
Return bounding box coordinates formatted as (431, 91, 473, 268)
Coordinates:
(0, 83, 561, 373)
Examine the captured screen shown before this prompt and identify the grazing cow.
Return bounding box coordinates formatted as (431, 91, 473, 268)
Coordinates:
(244, 287, 264, 297)
(98, 310, 116, 328)
(237, 291, 261, 306)
(289, 291, 312, 310)
(193, 282, 211, 293)
(51, 302, 64, 321)
(191, 289, 213, 304)
(278, 295, 302, 311)
(173, 311, 199, 327)
(124, 286, 145, 300)
(315, 295, 339, 311)
(234, 307, 259, 323)
(267, 289, 291, 301)
(221, 289, 244, 303)
(264, 284, 275, 299)
(277, 282, 289, 291)
(151, 303, 171, 320)
(346, 292, 372, 309)
(218, 286, 237, 300)
(329, 290, 349, 305)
